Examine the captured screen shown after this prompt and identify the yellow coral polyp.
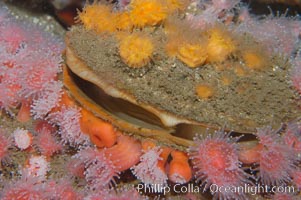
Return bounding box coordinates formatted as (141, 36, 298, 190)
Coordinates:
(196, 84, 214, 99)
(166, 0, 189, 12)
(206, 28, 236, 63)
(78, 4, 116, 33)
(234, 65, 247, 76)
(115, 12, 133, 31)
(129, 0, 167, 27)
(177, 43, 207, 68)
(165, 39, 179, 57)
(77, 4, 99, 30)
(119, 34, 154, 68)
(221, 75, 232, 86)
(243, 51, 267, 70)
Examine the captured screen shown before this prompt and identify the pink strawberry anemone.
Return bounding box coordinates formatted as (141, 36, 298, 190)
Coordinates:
(255, 127, 297, 186)
(188, 130, 250, 199)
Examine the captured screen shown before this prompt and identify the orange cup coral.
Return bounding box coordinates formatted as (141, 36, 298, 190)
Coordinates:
(196, 84, 215, 99)
(177, 43, 208, 68)
(206, 27, 236, 63)
(115, 11, 133, 31)
(78, 3, 116, 33)
(242, 50, 268, 70)
(129, 0, 168, 27)
(119, 33, 154, 68)
(166, 0, 189, 12)
(165, 18, 208, 68)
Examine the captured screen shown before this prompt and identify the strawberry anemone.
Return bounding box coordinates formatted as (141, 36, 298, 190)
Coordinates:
(188, 130, 250, 199)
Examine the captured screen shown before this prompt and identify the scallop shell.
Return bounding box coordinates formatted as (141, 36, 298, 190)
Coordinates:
(64, 28, 300, 148)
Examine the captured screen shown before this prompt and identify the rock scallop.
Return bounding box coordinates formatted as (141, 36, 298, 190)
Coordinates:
(64, 25, 301, 148)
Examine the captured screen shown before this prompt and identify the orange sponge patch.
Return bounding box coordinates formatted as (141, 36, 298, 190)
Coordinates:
(119, 33, 154, 68)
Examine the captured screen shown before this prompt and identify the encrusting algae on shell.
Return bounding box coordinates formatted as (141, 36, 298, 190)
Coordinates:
(2, 0, 301, 199)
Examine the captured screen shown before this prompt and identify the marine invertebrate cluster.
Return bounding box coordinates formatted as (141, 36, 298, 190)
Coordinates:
(131, 145, 169, 186)
(256, 127, 297, 185)
(44, 179, 83, 200)
(76, 148, 120, 189)
(1, 175, 43, 200)
(78, 0, 188, 33)
(129, 0, 168, 27)
(74, 0, 301, 111)
(68, 0, 301, 198)
(0, 6, 63, 113)
(48, 106, 90, 147)
(31, 80, 63, 119)
(1, 0, 301, 200)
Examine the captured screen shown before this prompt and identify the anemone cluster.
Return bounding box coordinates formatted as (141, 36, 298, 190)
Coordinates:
(0, 0, 301, 200)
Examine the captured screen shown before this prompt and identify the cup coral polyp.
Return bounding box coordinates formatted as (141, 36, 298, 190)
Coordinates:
(119, 33, 154, 68)
(115, 12, 133, 31)
(78, 3, 116, 33)
(166, 0, 189, 12)
(206, 27, 236, 63)
(242, 49, 268, 70)
(177, 43, 207, 68)
(196, 84, 215, 99)
(129, 0, 168, 27)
